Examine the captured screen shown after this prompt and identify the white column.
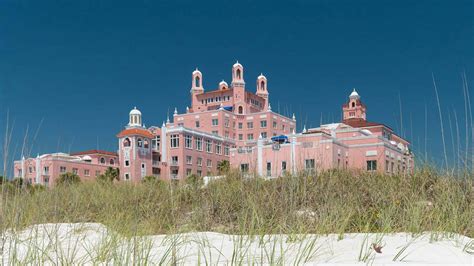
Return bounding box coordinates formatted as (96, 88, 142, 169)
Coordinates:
(291, 130, 297, 175)
(161, 122, 167, 163)
(35, 154, 41, 184)
(257, 134, 263, 176)
(21, 156, 25, 179)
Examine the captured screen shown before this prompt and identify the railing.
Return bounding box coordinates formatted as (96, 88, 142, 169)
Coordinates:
(170, 161, 179, 166)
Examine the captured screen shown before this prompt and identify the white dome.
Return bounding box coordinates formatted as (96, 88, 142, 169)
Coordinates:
(82, 155, 92, 161)
(130, 107, 141, 115)
(257, 73, 267, 80)
(219, 80, 228, 86)
(349, 88, 360, 99)
(192, 68, 201, 75)
(233, 61, 242, 68)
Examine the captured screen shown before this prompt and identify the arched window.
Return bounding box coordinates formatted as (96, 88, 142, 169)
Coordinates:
(137, 138, 143, 147)
(144, 139, 149, 148)
(260, 81, 265, 90)
(352, 102, 355, 108)
(100, 157, 106, 164)
(238, 106, 243, 114)
(123, 138, 131, 147)
(109, 159, 114, 165)
(195, 76, 200, 87)
(236, 69, 241, 79)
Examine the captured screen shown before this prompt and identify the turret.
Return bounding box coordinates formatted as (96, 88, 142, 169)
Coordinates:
(256, 73, 269, 110)
(342, 89, 367, 121)
(231, 61, 245, 88)
(128, 107, 142, 128)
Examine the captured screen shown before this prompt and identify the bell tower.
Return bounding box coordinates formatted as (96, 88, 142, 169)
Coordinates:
(342, 89, 367, 121)
(256, 73, 269, 110)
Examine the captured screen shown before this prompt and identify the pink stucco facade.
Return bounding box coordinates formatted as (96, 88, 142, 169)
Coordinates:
(14, 62, 413, 185)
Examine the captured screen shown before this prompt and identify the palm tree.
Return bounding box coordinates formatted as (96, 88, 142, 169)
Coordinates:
(57, 172, 81, 185)
(97, 167, 119, 183)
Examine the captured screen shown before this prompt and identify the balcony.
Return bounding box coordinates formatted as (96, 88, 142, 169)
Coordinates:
(170, 161, 179, 167)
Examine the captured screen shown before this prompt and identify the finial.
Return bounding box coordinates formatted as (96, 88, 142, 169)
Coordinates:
(186, 106, 189, 112)
(268, 103, 272, 111)
(173, 107, 178, 115)
(166, 115, 170, 124)
(162, 121, 166, 127)
(303, 125, 307, 133)
(219, 103, 223, 110)
(292, 113, 296, 121)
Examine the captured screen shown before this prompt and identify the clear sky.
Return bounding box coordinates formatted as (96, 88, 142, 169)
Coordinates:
(0, 0, 473, 174)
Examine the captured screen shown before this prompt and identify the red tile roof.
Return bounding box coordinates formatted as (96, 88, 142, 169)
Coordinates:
(117, 128, 155, 139)
(70, 150, 118, 156)
(342, 118, 389, 129)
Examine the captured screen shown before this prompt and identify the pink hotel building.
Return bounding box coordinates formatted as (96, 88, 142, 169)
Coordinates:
(14, 62, 413, 185)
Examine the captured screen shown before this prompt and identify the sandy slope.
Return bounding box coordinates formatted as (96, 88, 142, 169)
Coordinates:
(0, 223, 472, 265)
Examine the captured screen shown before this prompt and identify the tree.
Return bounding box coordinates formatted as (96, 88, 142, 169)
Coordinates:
(97, 167, 119, 183)
(0, 176, 6, 184)
(142, 175, 157, 183)
(217, 160, 230, 175)
(57, 172, 81, 185)
(186, 174, 202, 187)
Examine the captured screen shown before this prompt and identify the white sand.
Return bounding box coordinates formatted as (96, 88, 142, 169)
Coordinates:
(1, 223, 472, 265)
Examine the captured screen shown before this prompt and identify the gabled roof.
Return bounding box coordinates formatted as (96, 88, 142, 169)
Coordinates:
(117, 128, 155, 139)
(70, 150, 118, 156)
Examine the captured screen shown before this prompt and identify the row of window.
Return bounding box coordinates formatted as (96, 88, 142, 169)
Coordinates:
(201, 95, 231, 105)
(172, 155, 215, 168)
(59, 166, 102, 177)
(170, 134, 230, 155)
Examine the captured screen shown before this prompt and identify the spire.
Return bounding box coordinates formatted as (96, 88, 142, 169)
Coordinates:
(268, 103, 272, 111)
(292, 113, 296, 121)
(303, 125, 307, 133)
(174, 107, 178, 116)
(349, 88, 360, 99)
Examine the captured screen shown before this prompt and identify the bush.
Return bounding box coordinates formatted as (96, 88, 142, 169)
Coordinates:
(56, 172, 81, 185)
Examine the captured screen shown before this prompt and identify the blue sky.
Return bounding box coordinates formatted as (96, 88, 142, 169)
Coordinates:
(0, 0, 473, 174)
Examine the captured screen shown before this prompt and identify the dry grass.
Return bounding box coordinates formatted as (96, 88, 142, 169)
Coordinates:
(1, 169, 472, 238)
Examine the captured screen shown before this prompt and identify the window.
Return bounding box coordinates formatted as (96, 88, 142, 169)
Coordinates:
(238, 122, 243, 129)
(224, 119, 230, 128)
(273, 121, 277, 129)
(195, 76, 200, 87)
(43, 166, 49, 175)
(100, 157, 106, 164)
(137, 138, 143, 147)
(290, 127, 294, 133)
(125, 160, 130, 167)
(144, 139, 149, 148)
(195, 121, 200, 128)
(123, 138, 131, 147)
(261, 132, 267, 138)
(60, 166, 66, 173)
(197, 170, 202, 176)
(125, 173, 130, 180)
(224, 145, 230, 156)
(170, 134, 179, 148)
(386, 160, 389, 172)
(367, 160, 377, 171)
(171, 156, 179, 165)
(84, 169, 90, 176)
(215, 142, 222, 154)
(305, 159, 315, 171)
(197, 157, 203, 166)
(236, 69, 241, 79)
(18, 169, 22, 177)
(186, 155, 192, 165)
(282, 125, 286, 131)
(352, 102, 355, 108)
(72, 168, 78, 174)
(260, 120, 267, 128)
(205, 139, 212, 153)
(247, 134, 254, 140)
(212, 119, 219, 126)
(266, 162, 271, 176)
(29, 167, 33, 173)
(95, 170, 101, 177)
(207, 159, 212, 167)
(185, 135, 192, 149)
(281, 161, 287, 171)
(238, 134, 243, 140)
(212, 130, 218, 135)
(196, 137, 203, 151)
(109, 159, 115, 165)
(238, 106, 243, 114)
(186, 168, 192, 176)
(240, 163, 249, 173)
(247, 122, 253, 129)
